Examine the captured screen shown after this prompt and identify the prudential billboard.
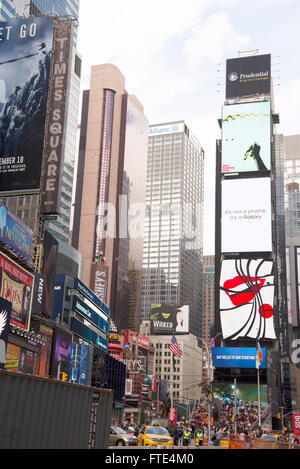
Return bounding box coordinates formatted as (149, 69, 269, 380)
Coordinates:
(0, 17, 54, 192)
(226, 54, 271, 99)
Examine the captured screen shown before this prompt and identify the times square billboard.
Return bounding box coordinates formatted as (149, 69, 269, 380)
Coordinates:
(150, 304, 189, 335)
(226, 54, 271, 100)
(221, 177, 273, 254)
(221, 101, 271, 174)
(0, 16, 54, 192)
(219, 258, 276, 341)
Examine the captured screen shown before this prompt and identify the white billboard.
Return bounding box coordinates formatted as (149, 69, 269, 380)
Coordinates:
(220, 258, 276, 340)
(221, 177, 272, 253)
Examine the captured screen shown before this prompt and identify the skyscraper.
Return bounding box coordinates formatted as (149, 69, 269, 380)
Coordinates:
(73, 64, 148, 333)
(201, 255, 215, 350)
(141, 121, 205, 338)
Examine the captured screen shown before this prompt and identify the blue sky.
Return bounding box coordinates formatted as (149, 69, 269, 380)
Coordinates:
(77, 0, 300, 254)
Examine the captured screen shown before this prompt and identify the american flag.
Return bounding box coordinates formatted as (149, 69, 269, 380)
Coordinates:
(169, 335, 182, 358)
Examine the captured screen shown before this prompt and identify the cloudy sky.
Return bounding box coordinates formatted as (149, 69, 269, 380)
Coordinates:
(77, 0, 300, 255)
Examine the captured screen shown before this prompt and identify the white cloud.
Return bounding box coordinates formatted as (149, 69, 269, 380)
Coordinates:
(182, 11, 250, 66)
(78, 0, 209, 67)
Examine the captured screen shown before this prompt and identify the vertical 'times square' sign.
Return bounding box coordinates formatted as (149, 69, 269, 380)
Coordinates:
(41, 19, 73, 215)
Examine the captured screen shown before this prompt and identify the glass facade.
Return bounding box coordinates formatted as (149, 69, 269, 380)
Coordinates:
(95, 89, 115, 258)
(113, 95, 149, 332)
(141, 122, 204, 338)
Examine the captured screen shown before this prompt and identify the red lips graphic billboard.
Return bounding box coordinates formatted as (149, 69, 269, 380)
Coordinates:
(220, 258, 276, 340)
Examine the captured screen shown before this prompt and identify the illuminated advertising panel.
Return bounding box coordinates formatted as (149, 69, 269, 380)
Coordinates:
(72, 295, 109, 335)
(0, 202, 33, 263)
(221, 178, 272, 253)
(0, 251, 34, 330)
(0, 17, 54, 191)
(41, 19, 74, 214)
(150, 304, 189, 335)
(222, 101, 271, 174)
(69, 343, 90, 385)
(212, 347, 267, 369)
(220, 258, 276, 340)
(213, 382, 268, 407)
(226, 54, 271, 99)
(50, 325, 72, 379)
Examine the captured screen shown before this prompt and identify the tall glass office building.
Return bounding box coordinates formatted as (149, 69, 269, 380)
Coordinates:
(141, 122, 205, 338)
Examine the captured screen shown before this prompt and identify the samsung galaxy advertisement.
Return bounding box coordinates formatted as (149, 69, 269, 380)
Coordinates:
(222, 101, 271, 174)
(226, 54, 271, 100)
(221, 177, 272, 253)
(219, 258, 276, 340)
(0, 17, 54, 192)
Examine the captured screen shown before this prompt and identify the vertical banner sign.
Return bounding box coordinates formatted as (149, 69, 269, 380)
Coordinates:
(90, 263, 109, 303)
(0, 297, 12, 369)
(42, 231, 58, 318)
(41, 19, 74, 214)
(168, 407, 177, 427)
(293, 414, 300, 437)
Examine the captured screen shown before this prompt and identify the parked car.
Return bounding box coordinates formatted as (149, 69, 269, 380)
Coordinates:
(109, 426, 137, 446)
(137, 425, 173, 447)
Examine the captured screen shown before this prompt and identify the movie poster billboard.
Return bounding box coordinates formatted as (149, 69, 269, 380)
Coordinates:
(219, 258, 276, 340)
(221, 178, 273, 253)
(0, 297, 12, 368)
(0, 202, 33, 262)
(150, 304, 189, 335)
(0, 251, 34, 330)
(226, 54, 271, 100)
(41, 19, 74, 214)
(0, 17, 54, 192)
(222, 101, 271, 174)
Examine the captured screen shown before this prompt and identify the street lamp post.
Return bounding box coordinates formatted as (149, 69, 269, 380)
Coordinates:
(199, 338, 213, 447)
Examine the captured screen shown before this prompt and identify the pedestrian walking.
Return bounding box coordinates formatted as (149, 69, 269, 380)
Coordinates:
(173, 425, 179, 446)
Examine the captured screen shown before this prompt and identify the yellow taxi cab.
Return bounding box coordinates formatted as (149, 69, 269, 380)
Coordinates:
(261, 434, 282, 441)
(137, 425, 173, 447)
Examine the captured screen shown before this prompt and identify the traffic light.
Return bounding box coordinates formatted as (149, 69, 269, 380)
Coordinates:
(60, 372, 68, 382)
(277, 413, 281, 419)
